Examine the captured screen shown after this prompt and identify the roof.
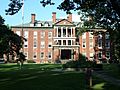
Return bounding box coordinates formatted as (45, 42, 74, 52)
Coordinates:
(12, 18, 80, 28)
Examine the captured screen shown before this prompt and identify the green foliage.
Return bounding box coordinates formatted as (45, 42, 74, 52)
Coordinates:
(27, 60, 36, 63)
(0, 16, 23, 61)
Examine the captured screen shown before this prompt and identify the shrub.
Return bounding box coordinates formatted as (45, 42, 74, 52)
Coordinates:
(27, 60, 36, 63)
(62, 61, 79, 68)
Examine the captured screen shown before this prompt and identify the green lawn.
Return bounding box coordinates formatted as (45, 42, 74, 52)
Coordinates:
(102, 64, 120, 79)
(0, 63, 120, 90)
(0, 64, 86, 90)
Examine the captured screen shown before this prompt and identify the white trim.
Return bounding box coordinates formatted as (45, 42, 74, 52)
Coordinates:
(40, 52, 44, 59)
(33, 52, 37, 59)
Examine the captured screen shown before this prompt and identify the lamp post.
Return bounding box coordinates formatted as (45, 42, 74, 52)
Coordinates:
(21, 0, 24, 53)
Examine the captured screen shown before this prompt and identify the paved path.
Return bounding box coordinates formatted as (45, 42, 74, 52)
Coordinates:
(93, 71, 120, 86)
(51, 68, 120, 86)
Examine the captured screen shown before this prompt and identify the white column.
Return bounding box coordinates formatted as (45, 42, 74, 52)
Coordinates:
(61, 27, 63, 37)
(61, 40, 63, 45)
(73, 27, 75, 37)
(66, 40, 68, 45)
(66, 27, 68, 37)
(56, 27, 58, 37)
(71, 27, 72, 37)
(71, 40, 73, 45)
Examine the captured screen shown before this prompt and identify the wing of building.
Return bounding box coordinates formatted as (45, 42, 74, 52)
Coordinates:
(11, 12, 111, 64)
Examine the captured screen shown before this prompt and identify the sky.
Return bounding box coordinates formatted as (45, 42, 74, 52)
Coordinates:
(0, 0, 81, 26)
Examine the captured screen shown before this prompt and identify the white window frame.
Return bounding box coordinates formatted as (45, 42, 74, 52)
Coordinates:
(33, 52, 37, 59)
(41, 32, 45, 38)
(98, 39, 102, 48)
(48, 42, 52, 48)
(24, 31, 29, 38)
(82, 39, 86, 48)
(98, 51, 102, 59)
(16, 31, 21, 36)
(82, 32, 86, 39)
(48, 52, 52, 59)
(40, 52, 44, 59)
(105, 40, 110, 48)
(106, 52, 110, 59)
(105, 32, 110, 39)
(33, 31, 37, 38)
(24, 52, 28, 59)
(41, 41, 45, 48)
(48, 32, 52, 38)
(24, 40, 28, 48)
(33, 38, 37, 48)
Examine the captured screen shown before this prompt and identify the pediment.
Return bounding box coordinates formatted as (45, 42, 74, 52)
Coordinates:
(54, 19, 75, 26)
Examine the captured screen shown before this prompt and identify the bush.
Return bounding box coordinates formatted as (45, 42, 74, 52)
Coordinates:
(93, 63, 103, 70)
(62, 61, 79, 68)
(27, 60, 36, 63)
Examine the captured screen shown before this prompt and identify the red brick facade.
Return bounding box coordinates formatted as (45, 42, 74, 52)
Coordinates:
(12, 12, 111, 64)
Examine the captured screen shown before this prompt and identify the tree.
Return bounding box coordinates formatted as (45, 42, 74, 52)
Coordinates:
(0, 15, 23, 62)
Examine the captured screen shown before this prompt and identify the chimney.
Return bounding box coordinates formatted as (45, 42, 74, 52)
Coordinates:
(67, 13, 72, 22)
(52, 12, 56, 23)
(31, 14, 36, 24)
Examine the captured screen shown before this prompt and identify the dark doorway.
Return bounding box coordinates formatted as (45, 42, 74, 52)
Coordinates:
(61, 49, 71, 59)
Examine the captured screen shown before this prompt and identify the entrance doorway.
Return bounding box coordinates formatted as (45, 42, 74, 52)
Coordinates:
(61, 49, 71, 60)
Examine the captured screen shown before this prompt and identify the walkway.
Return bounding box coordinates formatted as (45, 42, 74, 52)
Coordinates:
(93, 71, 120, 86)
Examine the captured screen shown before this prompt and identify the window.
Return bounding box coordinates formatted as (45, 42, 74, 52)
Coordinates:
(33, 52, 37, 59)
(89, 32, 93, 38)
(106, 52, 110, 59)
(82, 53, 86, 57)
(82, 39, 86, 48)
(48, 52, 52, 59)
(63, 28, 66, 37)
(48, 42, 52, 48)
(98, 34, 102, 39)
(58, 40, 61, 45)
(98, 39, 102, 48)
(24, 31, 29, 38)
(89, 39, 93, 48)
(90, 53, 94, 60)
(24, 52, 28, 59)
(48, 32, 52, 38)
(16, 31, 21, 36)
(98, 51, 102, 59)
(63, 40, 66, 45)
(68, 28, 71, 37)
(82, 32, 86, 39)
(40, 52, 44, 59)
(41, 32, 45, 38)
(44, 23, 48, 27)
(105, 32, 110, 39)
(41, 41, 45, 48)
(34, 31, 37, 38)
(105, 40, 110, 48)
(68, 40, 71, 45)
(24, 40, 28, 48)
(33, 38, 37, 48)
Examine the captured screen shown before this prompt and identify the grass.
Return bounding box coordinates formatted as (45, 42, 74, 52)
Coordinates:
(102, 64, 120, 79)
(0, 64, 86, 90)
(0, 63, 120, 90)
(92, 76, 120, 90)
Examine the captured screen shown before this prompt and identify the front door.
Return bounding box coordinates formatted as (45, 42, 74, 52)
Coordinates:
(61, 49, 71, 60)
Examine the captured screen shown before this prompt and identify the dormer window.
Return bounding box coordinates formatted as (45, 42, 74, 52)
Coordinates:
(37, 23, 42, 27)
(44, 22, 49, 27)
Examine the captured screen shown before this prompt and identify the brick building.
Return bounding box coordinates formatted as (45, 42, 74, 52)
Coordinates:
(12, 12, 111, 63)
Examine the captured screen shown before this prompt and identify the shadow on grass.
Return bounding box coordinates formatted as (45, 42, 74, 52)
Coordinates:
(92, 76, 120, 90)
(0, 69, 86, 90)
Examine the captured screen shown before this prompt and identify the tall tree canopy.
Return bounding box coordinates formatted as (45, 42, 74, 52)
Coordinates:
(0, 15, 23, 60)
